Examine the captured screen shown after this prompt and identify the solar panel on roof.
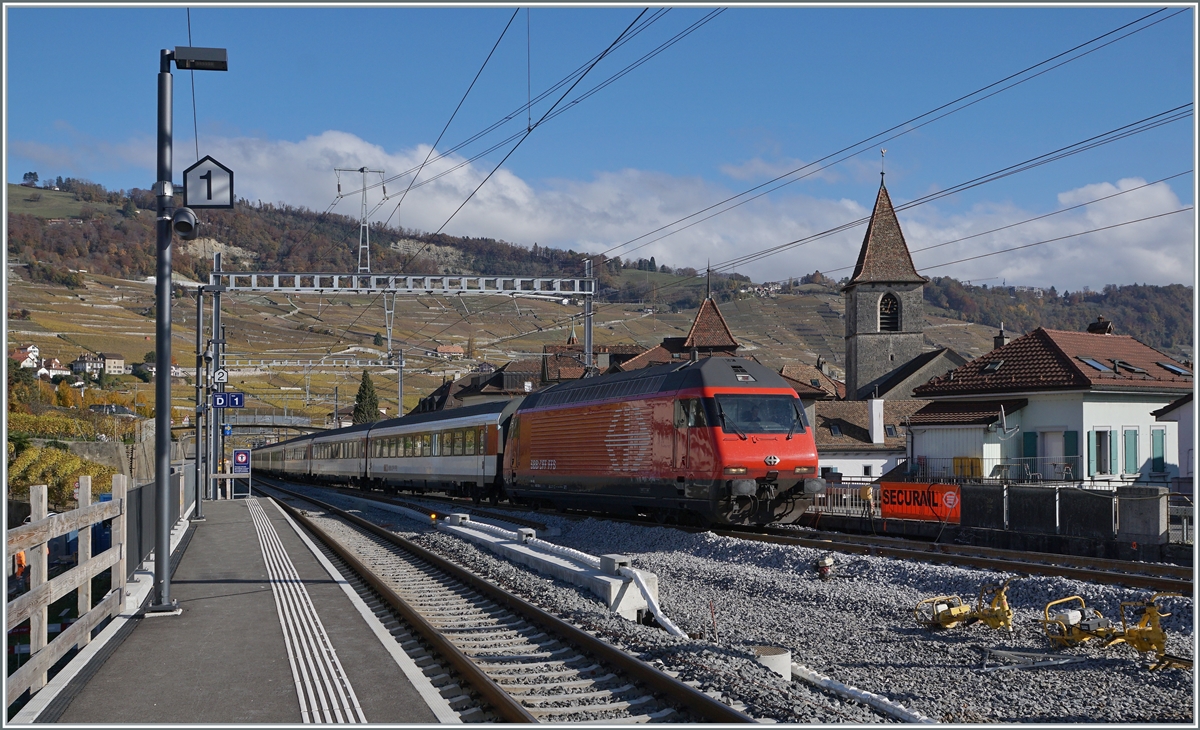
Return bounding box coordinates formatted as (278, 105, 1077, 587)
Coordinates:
(1077, 357, 1112, 372)
(1158, 361, 1192, 376)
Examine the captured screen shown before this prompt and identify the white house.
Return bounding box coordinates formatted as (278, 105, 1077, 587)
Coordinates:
(1153, 392, 1193, 490)
(71, 352, 104, 376)
(908, 323, 1191, 484)
(813, 399, 928, 480)
(37, 357, 71, 379)
(9, 344, 39, 368)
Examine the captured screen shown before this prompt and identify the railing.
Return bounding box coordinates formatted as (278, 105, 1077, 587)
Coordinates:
(906, 456, 1088, 484)
(810, 477, 881, 519)
(6, 476, 128, 707)
(1168, 493, 1193, 544)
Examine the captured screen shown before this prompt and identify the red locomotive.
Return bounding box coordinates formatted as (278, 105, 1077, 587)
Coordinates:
(504, 356, 825, 525)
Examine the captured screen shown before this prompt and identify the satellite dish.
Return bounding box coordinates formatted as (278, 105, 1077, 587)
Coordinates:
(997, 404, 1020, 440)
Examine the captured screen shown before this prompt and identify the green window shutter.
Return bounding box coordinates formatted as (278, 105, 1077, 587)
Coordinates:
(1152, 429, 1165, 472)
(1109, 432, 1119, 476)
(1087, 430, 1097, 476)
(1023, 431, 1038, 459)
(1064, 431, 1078, 456)
(1124, 429, 1138, 474)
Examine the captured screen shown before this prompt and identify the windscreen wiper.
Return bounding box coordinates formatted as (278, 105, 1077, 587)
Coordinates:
(787, 405, 805, 440)
(717, 402, 747, 440)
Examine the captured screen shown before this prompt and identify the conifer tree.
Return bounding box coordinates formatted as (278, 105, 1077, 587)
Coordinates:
(352, 370, 379, 424)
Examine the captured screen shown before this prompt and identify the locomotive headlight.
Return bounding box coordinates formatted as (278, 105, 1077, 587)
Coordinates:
(723, 466, 748, 475)
(794, 465, 816, 475)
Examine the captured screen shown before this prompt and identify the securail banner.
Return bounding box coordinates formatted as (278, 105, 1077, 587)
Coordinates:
(879, 482, 961, 523)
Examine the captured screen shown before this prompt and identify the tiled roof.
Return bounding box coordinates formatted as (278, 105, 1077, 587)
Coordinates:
(502, 358, 542, 374)
(1152, 392, 1193, 418)
(846, 182, 927, 287)
(683, 297, 739, 349)
(614, 344, 676, 371)
(780, 363, 845, 399)
(544, 353, 586, 381)
(908, 399, 1028, 426)
(814, 400, 929, 450)
(872, 349, 955, 394)
(914, 327, 1193, 397)
(778, 372, 830, 398)
(544, 344, 644, 355)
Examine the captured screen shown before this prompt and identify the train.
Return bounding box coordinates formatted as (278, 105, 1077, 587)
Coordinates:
(253, 356, 825, 525)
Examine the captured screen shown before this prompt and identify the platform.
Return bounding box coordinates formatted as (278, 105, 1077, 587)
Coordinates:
(15, 497, 456, 724)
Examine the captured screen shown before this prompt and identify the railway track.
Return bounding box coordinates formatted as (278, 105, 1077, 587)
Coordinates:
(254, 480, 756, 724)
(289, 481, 1192, 596)
(725, 525, 1194, 594)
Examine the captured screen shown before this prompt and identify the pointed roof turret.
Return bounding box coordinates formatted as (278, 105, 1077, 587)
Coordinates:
(845, 181, 927, 288)
(683, 297, 739, 350)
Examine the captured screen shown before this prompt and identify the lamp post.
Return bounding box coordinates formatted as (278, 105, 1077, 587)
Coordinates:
(151, 46, 227, 613)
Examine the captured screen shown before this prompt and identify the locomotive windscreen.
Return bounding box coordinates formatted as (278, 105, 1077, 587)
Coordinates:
(713, 394, 808, 435)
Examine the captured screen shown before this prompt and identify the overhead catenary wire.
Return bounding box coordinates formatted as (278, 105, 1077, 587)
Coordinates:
(713, 104, 1192, 273)
(352, 8, 677, 206)
(920, 207, 1193, 272)
(594, 6, 1185, 264)
(380, 9, 519, 248)
(446, 204, 1193, 354)
(375, 9, 719, 217)
(187, 8, 199, 162)
(813, 170, 1194, 276)
(400, 8, 651, 273)
(409, 120, 1194, 353)
(258, 11, 1185, 374)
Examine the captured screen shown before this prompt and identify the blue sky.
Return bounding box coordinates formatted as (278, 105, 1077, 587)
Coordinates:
(4, 4, 1196, 291)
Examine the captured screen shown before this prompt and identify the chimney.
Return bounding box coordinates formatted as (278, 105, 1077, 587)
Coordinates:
(1086, 316, 1114, 335)
(817, 356, 830, 376)
(993, 322, 1011, 351)
(868, 398, 885, 444)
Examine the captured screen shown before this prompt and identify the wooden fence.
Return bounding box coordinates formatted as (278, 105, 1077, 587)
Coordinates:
(6, 474, 128, 707)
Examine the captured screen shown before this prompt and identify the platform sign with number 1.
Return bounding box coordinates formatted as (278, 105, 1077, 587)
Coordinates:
(182, 156, 234, 209)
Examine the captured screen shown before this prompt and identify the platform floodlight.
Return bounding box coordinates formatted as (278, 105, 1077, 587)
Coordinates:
(172, 207, 200, 239)
(173, 46, 228, 71)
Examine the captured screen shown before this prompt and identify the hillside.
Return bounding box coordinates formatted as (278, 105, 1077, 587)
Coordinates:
(7, 180, 1192, 362)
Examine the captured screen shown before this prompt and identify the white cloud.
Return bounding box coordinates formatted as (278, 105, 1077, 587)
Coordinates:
(11, 124, 154, 180)
(13, 129, 1194, 291)
(906, 177, 1194, 290)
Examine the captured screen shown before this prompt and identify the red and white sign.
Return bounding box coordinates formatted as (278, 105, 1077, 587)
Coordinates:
(879, 482, 961, 523)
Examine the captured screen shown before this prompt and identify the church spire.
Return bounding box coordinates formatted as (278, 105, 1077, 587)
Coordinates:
(844, 180, 926, 288)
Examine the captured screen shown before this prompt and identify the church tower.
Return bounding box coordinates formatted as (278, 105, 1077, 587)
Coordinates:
(843, 178, 928, 400)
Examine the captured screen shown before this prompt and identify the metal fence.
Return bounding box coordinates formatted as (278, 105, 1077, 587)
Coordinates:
(125, 464, 191, 581)
(810, 477, 880, 518)
(807, 475, 1191, 545)
(907, 456, 1085, 483)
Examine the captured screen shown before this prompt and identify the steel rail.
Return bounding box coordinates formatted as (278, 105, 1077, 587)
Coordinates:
(716, 529, 1192, 594)
(763, 526, 1194, 580)
(288, 479, 1192, 594)
(260, 480, 756, 724)
(264, 488, 536, 722)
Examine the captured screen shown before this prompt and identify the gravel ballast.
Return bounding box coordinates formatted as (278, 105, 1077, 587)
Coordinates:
(275, 485, 1195, 723)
